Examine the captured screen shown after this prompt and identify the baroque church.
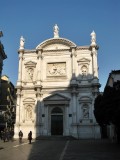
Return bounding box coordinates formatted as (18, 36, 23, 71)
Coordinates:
(14, 25, 101, 139)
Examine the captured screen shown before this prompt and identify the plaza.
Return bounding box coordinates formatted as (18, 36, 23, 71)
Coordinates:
(0, 138, 120, 160)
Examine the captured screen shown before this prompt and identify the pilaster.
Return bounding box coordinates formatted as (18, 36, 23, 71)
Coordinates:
(17, 49, 24, 86)
(36, 48, 43, 85)
(35, 86, 43, 125)
(70, 46, 77, 79)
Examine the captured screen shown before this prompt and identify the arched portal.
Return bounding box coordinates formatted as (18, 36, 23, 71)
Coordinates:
(51, 107, 63, 135)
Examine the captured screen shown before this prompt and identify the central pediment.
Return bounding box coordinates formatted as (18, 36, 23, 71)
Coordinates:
(43, 93, 70, 105)
(36, 38, 76, 50)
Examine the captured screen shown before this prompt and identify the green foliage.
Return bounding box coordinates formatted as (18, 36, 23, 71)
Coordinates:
(0, 115, 5, 123)
(94, 83, 120, 127)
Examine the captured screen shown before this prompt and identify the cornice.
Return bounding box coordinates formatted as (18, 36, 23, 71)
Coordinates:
(76, 46, 90, 50)
(36, 37, 76, 49)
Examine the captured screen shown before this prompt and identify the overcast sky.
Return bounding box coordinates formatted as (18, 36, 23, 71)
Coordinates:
(0, 0, 120, 91)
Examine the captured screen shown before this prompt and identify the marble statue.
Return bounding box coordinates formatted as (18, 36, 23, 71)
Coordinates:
(53, 24, 59, 38)
(20, 36, 25, 49)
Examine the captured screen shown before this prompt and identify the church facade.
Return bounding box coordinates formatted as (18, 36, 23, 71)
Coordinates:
(14, 25, 101, 139)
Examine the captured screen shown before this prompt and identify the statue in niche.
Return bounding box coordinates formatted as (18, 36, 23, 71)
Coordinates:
(81, 65, 87, 77)
(53, 24, 59, 38)
(26, 105, 32, 120)
(83, 106, 89, 119)
(20, 36, 25, 49)
(27, 68, 34, 81)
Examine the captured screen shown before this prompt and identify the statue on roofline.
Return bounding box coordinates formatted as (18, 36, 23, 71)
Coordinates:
(19, 36, 25, 49)
(53, 24, 59, 38)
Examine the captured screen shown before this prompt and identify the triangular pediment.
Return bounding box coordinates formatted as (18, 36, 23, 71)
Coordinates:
(23, 97, 35, 104)
(24, 61, 37, 67)
(79, 96, 92, 103)
(77, 58, 90, 63)
(44, 93, 70, 101)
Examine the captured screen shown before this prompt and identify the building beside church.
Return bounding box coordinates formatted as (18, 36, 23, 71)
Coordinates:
(0, 31, 7, 89)
(14, 25, 101, 139)
(0, 75, 16, 131)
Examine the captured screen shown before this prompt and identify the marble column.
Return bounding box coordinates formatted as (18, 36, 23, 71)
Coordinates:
(36, 49, 43, 85)
(64, 104, 69, 135)
(17, 50, 23, 86)
(14, 88, 21, 138)
(92, 48, 98, 78)
(72, 88, 78, 124)
(71, 88, 78, 137)
(71, 46, 77, 78)
(36, 87, 42, 125)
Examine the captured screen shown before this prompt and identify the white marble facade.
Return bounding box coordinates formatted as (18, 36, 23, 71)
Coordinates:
(14, 25, 101, 139)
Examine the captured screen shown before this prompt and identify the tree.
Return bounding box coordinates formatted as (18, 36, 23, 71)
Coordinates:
(94, 81, 120, 142)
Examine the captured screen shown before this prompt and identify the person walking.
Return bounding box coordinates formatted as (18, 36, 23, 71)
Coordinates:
(3, 130, 6, 142)
(18, 130, 23, 143)
(10, 129, 14, 141)
(28, 131, 32, 144)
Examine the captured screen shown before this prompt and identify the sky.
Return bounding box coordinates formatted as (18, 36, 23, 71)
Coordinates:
(0, 0, 120, 92)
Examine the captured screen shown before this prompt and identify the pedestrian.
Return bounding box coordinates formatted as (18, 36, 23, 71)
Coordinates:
(3, 130, 7, 142)
(0, 131, 2, 140)
(6, 129, 10, 141)
(28, 131, 32, 144)
(0, 131, 3, 140)
(10, 129, 14, 141)
(18, 130, 23, 143)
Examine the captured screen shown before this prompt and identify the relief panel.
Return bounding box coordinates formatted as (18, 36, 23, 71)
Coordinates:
(47, 62, 66, 77)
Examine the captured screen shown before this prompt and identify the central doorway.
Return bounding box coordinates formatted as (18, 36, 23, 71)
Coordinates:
(51, 107, 63, 135)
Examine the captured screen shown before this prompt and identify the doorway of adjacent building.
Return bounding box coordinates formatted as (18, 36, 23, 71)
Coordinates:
(51, 107, 63, 135)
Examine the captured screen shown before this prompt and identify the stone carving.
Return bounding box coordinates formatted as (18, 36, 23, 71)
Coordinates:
(90, 31, 96, 46)
(47, 63, 66, 76)
(26, 105, 32, 120)
(81, 65, 88, 76)
(20, 36, 25, 49)
(53, 24, 59, 38)
(82, 105, 89, 119)
(27, 68, 34, 81)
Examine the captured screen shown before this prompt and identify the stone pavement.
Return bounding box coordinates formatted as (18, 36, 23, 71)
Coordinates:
(0, 138, 120, 160)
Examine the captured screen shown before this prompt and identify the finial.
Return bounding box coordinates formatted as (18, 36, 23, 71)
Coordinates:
(53, 24, 59, 38)
(90, 30, 96, 46)
(19, 36, 25, 49)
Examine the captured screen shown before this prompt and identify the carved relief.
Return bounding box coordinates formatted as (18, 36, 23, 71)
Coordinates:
(24, 61, 37, 82)
(25, 105, 33, 120)
(47, 62, 66, 76)
(82, 104, 89, 119)
(23, 98, 35, 123)
(81, 65, 88, 76)
(77, 58, 90, 77)
(27, 68, 34, 81)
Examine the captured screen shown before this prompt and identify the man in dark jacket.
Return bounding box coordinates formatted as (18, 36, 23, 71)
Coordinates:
(28, 131, 32, 144)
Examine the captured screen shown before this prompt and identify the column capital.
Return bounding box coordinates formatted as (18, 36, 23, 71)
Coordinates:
(70, 46, 77, 57)
(36, 49, 43, 59)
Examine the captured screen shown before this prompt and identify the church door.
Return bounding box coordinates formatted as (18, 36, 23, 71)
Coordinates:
(51, 107, 63, 135)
